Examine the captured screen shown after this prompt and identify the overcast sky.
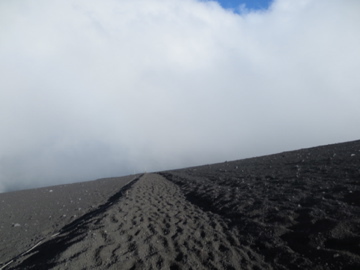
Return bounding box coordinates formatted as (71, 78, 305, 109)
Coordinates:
(1, 0, 360, 193)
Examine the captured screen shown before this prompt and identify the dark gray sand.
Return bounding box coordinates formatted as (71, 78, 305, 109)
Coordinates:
(1, 140, 359, 269)
(0, 174, 140, 267)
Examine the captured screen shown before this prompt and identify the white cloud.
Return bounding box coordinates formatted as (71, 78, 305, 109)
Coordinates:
(1, 0, 360, 192)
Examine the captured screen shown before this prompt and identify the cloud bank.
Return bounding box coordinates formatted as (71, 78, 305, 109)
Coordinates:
(1, 0, 360, 192)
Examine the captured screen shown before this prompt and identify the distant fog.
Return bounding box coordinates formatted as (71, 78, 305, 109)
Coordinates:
(1, 0, 360, 193)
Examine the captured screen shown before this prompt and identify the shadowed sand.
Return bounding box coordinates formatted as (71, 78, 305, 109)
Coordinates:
(0, 174, 141, 267)
(1, 140, 360, 269)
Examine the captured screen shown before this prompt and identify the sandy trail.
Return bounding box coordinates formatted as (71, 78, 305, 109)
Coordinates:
(90, 173, 267, 270)
(8, 174, 268, 270)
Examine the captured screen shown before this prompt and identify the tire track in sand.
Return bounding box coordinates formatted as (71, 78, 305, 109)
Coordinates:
(11, 174, 269, 270)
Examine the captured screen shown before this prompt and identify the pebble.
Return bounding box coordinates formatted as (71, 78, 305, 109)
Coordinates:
(12, 223, 21, 227)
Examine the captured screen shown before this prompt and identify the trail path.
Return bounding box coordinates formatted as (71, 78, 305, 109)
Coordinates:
(9, 173, 268, 270)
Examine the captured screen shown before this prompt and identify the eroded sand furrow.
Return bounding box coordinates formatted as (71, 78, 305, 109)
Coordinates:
(27, 173, 268, 270)
(92, 173, 268, 270)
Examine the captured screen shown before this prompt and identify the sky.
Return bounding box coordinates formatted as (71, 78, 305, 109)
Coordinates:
(1, 0, 360, 193)
(216, 0, 272, 11)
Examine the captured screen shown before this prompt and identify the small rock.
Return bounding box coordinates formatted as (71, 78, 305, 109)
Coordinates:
(49, 189, 53, 192)
(334, 253, 340, 258)
(12, 223, 21, 227)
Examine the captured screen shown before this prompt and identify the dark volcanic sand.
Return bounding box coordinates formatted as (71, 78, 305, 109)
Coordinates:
(161, 140, 360, 269)
(0, 140, 359, 269)
(0, 174, 141, 266)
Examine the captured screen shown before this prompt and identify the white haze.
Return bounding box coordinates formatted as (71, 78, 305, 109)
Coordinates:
(1, 0, 359, 192)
